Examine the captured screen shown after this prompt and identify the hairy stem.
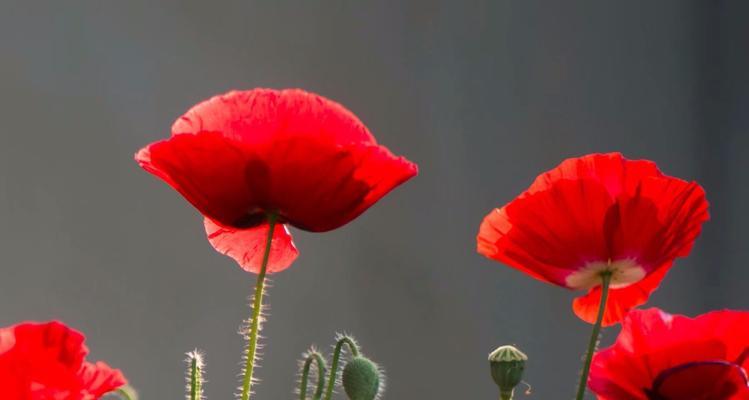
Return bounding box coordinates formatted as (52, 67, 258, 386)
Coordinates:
(240, 213, 278, 400)
(189, 355, 201, 400)
(299, 351, 327, 400)
(323, 336, 361, 400)
(575, 272, 612, 400)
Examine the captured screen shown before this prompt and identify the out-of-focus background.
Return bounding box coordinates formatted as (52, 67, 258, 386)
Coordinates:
(1, 1, 747, 398)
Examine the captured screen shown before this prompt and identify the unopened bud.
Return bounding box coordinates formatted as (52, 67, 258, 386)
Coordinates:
(342, 356, 382, 400)
(489, 345, 527, 399)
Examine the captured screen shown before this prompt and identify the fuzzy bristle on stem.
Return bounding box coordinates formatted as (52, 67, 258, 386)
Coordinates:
(239, 214, 278, 400)
(297, 348, 328, 400)
(186, 350, 205, 400)
(323, 334, 361, 400)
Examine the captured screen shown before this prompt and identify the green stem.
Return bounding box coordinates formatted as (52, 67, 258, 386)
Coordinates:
(115, 387, 135, 400)
(240, 213, 278, 400)
(299, 351, 327, 400)
(190, 355, 201, 400)
(500, 389, 514, 400)
(575, 272, 612, 400)
(323, 336, 361, 400)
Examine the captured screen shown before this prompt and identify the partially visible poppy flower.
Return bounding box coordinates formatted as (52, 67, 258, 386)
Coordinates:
(477, 153, 708, 325)
(136, 88, 417, 274)
(0, 321, 127, 399)
(589, 308, 749, 399)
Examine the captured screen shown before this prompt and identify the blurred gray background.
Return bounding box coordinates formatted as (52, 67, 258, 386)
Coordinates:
(1, 1, 747, 398)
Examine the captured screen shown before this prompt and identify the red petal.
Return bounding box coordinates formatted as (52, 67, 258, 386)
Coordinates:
(648, 361, 749, 400)
(265, 141, 417, 231)
(530, 152, 661, 197)
(573, 262, 671, 326)
(589, 309, 749, 399)
(11, 321, 88, 387)
(205, 218, 299, 274)
(172, 89, 376, 146)
(135, 132, 259, 228)
(0, 321, 127, 398)
(78, 362, 127, 398)
(477, 179, 614, 286)
(607, 176, 708, 268)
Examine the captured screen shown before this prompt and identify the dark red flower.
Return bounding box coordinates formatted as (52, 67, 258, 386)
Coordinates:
(136, 88, 417, 274)
(477, 153, 708, 325)
(0, 321, 127, 399)
(589, 308, 749, 400)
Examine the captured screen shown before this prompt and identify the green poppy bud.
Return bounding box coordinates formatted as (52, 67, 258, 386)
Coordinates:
(489, 345, 527, 400)
(342, 356, 382, 400)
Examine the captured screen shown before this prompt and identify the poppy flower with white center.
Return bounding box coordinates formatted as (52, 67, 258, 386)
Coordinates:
(477, 152, 708, 326)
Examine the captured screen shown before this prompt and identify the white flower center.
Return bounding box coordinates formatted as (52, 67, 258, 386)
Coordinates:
(565, 259, 646, 290)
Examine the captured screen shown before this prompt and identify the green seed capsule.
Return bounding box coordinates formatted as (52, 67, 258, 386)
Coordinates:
(488, 345, 527, 400)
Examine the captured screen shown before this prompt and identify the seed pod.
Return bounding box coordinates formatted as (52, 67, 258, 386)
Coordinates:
(489, 345, 527, 400)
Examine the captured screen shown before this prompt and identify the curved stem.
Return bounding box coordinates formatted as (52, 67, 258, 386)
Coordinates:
(240, 213, 278, 400)
(115, 387, 135, 400)
(575, 272, 612, 400)
(323, 336, 361, 400)
(299, 351, 327, 400)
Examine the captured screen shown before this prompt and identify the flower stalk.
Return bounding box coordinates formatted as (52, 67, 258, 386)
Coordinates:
(324, 335, 361, 400)
(299, 349, 327, 400)
(575, 271, 612, 400)
(240, 213, 278, 400)
(186, 350, 204, 400)
(116, 386, 137, 400)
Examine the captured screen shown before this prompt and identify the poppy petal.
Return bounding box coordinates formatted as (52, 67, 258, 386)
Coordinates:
(608, 177, 708, 267)
(13, 321, 88, 387)
(136, 132, 259, 228)
(204, 218, 299, 274)
(264, 141, 417, 231)
(648, 361, 749, 400)
(78, 362, 128, 398)
(0, 321, 127, 398)
(171, 89, 376, 145)
(530, 152, 661, 197)
(478, 179, 614, 286)
(590, 309, 749, 400)
(572, 262, 671, 327)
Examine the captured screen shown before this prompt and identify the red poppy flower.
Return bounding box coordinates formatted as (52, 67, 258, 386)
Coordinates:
(589, 308, 749, 399)
(0, 321, 127, 399)
(477, 153, 708, 325)
(136, 88, 417, 274)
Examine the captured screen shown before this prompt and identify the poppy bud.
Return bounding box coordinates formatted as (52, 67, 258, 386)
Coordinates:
(489, 345, 527, 400)
(342, 356, 382, 400)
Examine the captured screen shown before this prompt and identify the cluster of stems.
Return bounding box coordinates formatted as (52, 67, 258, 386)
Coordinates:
(298, 335, 383, 400)
(186, 215, 278, 400)
(184, 214, 382, 400)
(183, 210, 614, 399)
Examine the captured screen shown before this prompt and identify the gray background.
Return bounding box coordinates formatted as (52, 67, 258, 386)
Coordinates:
(1, 1, 747, 399)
